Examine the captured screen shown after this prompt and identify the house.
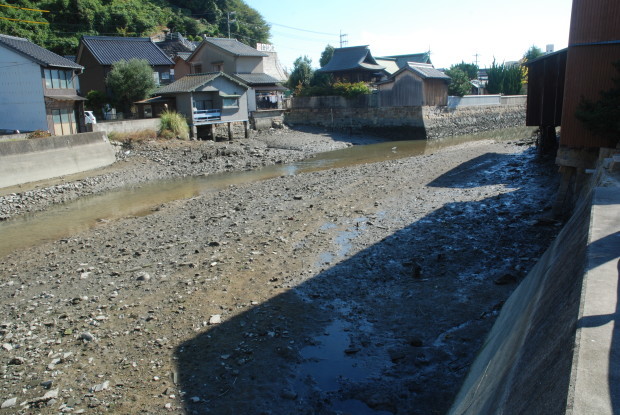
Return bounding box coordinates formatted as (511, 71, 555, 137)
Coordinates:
(375, 52, 432, 76)
(0, 34, 86, 135)
(154, 72, 250, 139)
(154, 32, 197, 81)
(376, 62, 450, 106)
(316, 45, 386, 83)
(76, 36, 175, 98)
(184, 37, 286, 112)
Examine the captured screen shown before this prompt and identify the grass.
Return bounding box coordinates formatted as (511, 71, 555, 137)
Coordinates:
(159, 110, 189, 140)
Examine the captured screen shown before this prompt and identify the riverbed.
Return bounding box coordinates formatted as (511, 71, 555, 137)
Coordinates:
(0, 127, 561, 414)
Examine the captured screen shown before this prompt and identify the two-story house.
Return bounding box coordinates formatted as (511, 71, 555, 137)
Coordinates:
(76, 36, 174, 100)
(185, 37, 286, 113)
(0, 34, 86, 135)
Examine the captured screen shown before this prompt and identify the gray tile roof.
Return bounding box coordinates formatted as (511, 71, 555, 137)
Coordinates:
(80, 36, 174, 66)
(406, 63, 450, 80)
(233, 73, 281, 85)
(155, 72, 248, 94)
(378, 52, 431, 67)
(202, 37, 268, 57)
(317, 45, 384, 73)
(0, 34, 83, 69)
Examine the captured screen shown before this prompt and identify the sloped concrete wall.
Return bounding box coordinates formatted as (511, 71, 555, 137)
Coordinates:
(448, 163, 620, 415)
(0, 132, 116, 188)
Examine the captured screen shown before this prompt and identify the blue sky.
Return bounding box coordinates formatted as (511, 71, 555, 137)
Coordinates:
(246, 0, 573, 71)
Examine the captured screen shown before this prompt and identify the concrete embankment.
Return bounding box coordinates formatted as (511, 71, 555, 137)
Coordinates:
(0, 132, 116, 188)
(449, 158, 620, 415)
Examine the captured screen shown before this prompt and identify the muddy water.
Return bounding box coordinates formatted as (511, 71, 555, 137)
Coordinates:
(0, 127, 532, 258)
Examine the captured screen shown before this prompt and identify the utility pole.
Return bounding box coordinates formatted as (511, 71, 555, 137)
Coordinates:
(473, 52, 480, 67)
(339, 30, 348, 48)
(227, 11, 236, 38)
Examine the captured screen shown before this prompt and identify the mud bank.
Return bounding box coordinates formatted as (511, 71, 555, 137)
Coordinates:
(0, 128, 562, 414)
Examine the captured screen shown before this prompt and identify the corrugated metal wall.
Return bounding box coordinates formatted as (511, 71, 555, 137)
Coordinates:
(560, 0, 620, 148)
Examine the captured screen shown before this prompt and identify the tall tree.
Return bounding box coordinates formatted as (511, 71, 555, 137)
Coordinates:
(106, 58, 157, 115)
(445, 67, 471, 97)
(319, 44, 335, 68)
(486, 60, 504, 94)
(523, 45, 544, 62)
(288, 56, 313, 92)
(450, 61, 479, 80)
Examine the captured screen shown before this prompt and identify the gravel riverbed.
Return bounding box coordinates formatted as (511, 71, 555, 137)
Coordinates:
(0, 127, 561, 414)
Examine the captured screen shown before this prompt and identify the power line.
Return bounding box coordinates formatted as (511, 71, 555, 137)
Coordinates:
(0, 4, 49, 13)
(267, 21, 338, 37)
(0, 16, 49, 24)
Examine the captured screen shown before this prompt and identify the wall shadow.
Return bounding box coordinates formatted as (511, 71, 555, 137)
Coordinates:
(174, 148, 559, 415)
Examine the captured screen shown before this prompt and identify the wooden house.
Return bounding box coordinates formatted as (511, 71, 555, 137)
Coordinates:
(154, 72, 249, 139)
(376, 63, 450, 106)
(0, 34, 86, 135)
(76, 36, 174, 97)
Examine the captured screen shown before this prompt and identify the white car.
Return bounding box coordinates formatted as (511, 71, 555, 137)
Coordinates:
(84, 111, 97, 124)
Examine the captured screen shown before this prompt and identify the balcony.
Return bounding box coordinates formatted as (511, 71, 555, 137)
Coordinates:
(193, 109, 221, 124)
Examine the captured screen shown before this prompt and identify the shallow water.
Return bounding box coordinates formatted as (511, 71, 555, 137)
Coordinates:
(0, 127, 533, 258)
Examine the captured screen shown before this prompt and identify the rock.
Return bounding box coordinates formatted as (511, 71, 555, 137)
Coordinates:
(280, 389, 297, 400)
(1, 397, 17, 409)
(91, 380, 109, 393)
(43, 389, 59, 400)
(8, 356, 25, 365)
(136, 271, 151, 281)
(494, 273, 518, 285)
(189, 396, 201, 403)
(41, 380, 54, 389)
(1, 343, 12, 351)
(80, 332, 95, 342)
(208, 314, 221, 325)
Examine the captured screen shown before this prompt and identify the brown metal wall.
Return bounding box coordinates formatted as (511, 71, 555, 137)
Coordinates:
(526, 50, 566, 127)
(560, 0, 620, 148)
(569, 0, 620, 44)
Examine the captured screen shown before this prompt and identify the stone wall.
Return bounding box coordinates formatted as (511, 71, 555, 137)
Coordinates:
(93, 118, 160, 135)
(284, 102, 526, 140)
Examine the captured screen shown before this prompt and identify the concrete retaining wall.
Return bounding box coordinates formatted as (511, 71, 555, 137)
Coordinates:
(0, 132, 117, 188)
(448, 159, 620, 415)
(284, 104, 525, 140)
(93, 118, 160, 135)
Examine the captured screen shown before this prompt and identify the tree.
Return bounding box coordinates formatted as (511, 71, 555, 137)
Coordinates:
(450, 61, 479, 80)
(287, 56, 314, 92)
(523, 45, 544, 62)
(445, 67, 471, 97)
(319, 44, 335, 68)
(486, 60, 504, 94)
(503, 64, 524, 95)
(575, 60, 620, 143)
(106, 59, 157, 115)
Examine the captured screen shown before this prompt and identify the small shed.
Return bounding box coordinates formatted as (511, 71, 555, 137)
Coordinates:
(377, 63, 450, 106)
(155, 72, 249, 139)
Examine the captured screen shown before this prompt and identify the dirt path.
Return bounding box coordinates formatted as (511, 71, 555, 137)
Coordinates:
(0, 130, 560, 414)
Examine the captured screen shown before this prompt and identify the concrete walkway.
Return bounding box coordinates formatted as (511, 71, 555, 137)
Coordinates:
(569, 181, 620, 414)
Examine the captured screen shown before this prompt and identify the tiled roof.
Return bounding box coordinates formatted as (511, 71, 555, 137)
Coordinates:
(317, 45, 384, 73)
(80, 36, 174, 66)
(233, 73, 281, 85)
(378, 52, 431, 67)
(406, 63, 450, 80)
(375, 58, 400, 75)
(155, 72, 248, 94)
(0, 34, 83, 69)
(202, 37, 268, 57)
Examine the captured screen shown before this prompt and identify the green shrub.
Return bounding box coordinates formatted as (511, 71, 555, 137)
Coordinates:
(297, 82, 371, 98)
(159, 110, 189, 140)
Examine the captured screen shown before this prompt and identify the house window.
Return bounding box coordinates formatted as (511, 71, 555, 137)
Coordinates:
(212, 62, 223, 72)
(222, 97, 239, 108)
(192, 64, 202, 74)
(161, 72, 170, 80)
(44, 69, 75, 89)
(153, 72, 160, 86)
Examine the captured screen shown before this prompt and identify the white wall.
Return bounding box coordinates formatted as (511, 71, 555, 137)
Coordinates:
(0, 47, 47, 131)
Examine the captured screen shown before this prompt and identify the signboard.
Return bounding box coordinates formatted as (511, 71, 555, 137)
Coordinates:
(257, 43, 276, 52)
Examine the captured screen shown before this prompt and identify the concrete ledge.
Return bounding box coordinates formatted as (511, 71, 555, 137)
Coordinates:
(569, 186, 620, 414)
(0, 132, 117, 188)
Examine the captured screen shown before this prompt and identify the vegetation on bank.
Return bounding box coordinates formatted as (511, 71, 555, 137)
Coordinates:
(0, 0, 269, 55)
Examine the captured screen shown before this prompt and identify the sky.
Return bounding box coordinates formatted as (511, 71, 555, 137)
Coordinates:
(245, 0, 573, 72)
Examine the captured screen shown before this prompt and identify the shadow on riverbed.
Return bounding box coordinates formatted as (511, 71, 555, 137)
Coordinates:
(174, 149, 561, 415)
